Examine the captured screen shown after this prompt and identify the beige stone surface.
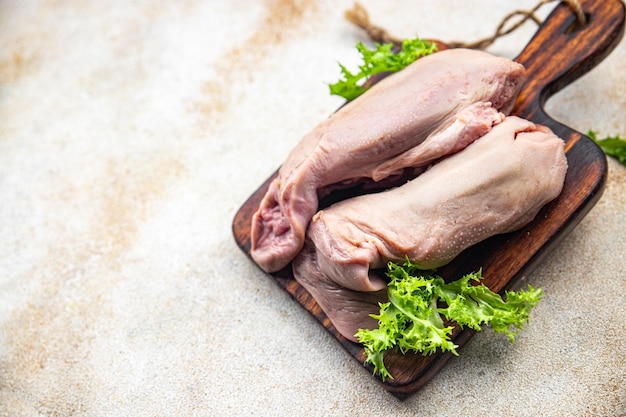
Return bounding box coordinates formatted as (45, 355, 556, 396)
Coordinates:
(1, 1, 624, 416)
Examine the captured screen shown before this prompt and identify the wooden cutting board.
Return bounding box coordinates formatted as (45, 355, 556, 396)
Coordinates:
(232, 0, 625, 399)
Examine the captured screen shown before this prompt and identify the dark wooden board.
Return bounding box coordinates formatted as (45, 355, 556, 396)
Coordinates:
(232, 0, 625, 399)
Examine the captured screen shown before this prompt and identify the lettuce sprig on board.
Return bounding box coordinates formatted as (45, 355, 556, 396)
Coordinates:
(329, 37, 437, 101)
(355, 259, 543, 381)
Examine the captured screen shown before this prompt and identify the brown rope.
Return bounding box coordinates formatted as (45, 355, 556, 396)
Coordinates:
(345, 0, 587, 49)
(344, 2, 403, 45)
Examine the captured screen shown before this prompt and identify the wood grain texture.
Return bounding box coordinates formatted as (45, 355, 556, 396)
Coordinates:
(232, 0, 625, 399)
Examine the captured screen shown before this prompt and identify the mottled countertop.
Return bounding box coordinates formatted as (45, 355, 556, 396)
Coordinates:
(1, 1, 625, 416)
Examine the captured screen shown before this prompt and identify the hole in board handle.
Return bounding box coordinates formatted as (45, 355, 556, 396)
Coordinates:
(565, 12, 590, 34)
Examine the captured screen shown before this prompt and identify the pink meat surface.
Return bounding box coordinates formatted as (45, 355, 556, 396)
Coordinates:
(250, 49, 527, 272)
(293, 116, 568, 341)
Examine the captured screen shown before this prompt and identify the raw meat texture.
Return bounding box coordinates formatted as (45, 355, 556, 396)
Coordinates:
(250, 49, 527, 273)
(293, 116, 568, 341)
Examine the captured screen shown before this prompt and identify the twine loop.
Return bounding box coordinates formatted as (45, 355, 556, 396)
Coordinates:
(345, 0, 587, 49)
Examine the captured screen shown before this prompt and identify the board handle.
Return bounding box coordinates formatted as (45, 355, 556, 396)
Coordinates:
(513, 0, 625, 124)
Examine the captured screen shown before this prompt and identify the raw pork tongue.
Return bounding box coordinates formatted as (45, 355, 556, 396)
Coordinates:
(250, 49, 527, 273)
(293, 116, 568, 342)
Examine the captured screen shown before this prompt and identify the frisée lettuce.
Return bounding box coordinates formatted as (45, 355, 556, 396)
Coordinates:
(355, 259, 543, 381)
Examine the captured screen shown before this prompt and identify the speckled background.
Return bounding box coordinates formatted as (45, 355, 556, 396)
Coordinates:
(1, 1, 625, 416)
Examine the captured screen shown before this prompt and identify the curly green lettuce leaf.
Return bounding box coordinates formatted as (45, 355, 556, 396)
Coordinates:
(588, 130, 626, 166)
(329, 37, 437, 101)
(355, 259, 543, 381)
(355, 264, 456, 381)
(435, 270, 543, 343)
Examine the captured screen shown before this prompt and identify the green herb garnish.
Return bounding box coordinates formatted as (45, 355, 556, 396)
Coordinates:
(355, 259, 543, 381)
(588, 130, 626, 166)
(329, 37, 437, 101)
